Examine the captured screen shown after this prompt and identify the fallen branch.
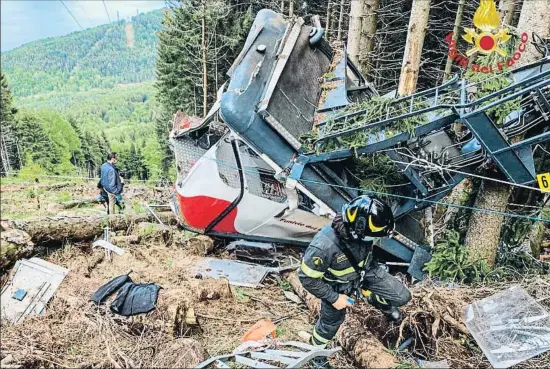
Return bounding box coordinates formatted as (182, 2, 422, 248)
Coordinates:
(60, 198, 98, 209)
(194, 313, 258, 323)
(1, 230, 34, 271)
(442, 313, 469, 336)
(287, 271, 397, 368)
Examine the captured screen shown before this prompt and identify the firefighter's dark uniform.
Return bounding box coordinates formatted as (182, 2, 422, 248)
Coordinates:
(298, 225, 411, 346)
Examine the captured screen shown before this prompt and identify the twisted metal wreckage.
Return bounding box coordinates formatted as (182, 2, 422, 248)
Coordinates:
(168, 9, 550, 279)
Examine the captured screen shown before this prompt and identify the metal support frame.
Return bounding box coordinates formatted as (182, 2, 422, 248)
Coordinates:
(204, 137, 245, 233)
(461, 112, 535, 184)
(195, 341, 340, 369)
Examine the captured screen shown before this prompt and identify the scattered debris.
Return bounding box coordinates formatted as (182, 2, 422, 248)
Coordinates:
(110, 282, 161, 316)
(417, 359, 450, 368)
(192, 258, 299, 288)
(464, 285, 550, 368)
(241, 319, 277, 342)
(226, 240, 301, 271)
(92, 239, 126, 256)
(90, 273, 132, 305)
(90, 272, 161, 316)
(195, 341, 341, 369)
(283, 290, 303, 304)
(145, 203, 166, 226)
(0, 257, 69, 323)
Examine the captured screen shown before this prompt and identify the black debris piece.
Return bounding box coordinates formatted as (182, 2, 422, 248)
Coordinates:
(90, 274, 131, 305)
(110, 283, 161, 316)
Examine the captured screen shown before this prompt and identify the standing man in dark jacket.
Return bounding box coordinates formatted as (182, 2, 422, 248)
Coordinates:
(100, 152, 123, 215)
(298, 195, 411, 347)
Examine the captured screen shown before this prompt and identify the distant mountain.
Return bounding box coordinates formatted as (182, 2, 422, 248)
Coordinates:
(1, 9, 164, 97)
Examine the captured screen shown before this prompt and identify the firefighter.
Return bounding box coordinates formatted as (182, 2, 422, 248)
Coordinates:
(298, 195, 411, 347)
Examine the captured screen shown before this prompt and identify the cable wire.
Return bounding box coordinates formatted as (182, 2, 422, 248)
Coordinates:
(103, 0, 112, 23)
(180, 151, 550, 223)
(60, 0, 84, 30)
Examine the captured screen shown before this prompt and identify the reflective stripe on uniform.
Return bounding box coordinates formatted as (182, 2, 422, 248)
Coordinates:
(327, 252, 373, 277)
(376, 294, 389, 305)
(312, 327, 330, 344)
(327, 259, 366, 277)
(323, 276, 350, 284)
(300, 260, 325, 278)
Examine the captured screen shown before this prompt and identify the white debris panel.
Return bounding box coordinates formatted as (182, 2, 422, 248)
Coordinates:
(464, 285, 550, 368)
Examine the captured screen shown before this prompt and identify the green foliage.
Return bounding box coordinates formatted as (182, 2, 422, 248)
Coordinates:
(27, 188, 36, 199)
(1, 72, 16, 123)
(313, 97, 430, 154)
(464, 40, 521, 127)
(497, 217, 550, 275)
(18, 155, 46, 180)
(424, 231, 491, 283)
(1, 8, 166, 180)
(12, 109, 80, 174)
(278, 280, 292, 291)
(1, 10, 163, 97)
(56, 191, 73, 203)
(354, 154, 409, 195)
(234, 287, 250, 303)
(1, 71, 19, 173)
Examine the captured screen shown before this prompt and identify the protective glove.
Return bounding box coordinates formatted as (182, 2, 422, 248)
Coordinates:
(116, 194, 122, 202)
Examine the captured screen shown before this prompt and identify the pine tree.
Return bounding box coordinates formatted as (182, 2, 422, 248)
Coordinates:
(154, 1, 253, 173)
(0, 72, 19, 175)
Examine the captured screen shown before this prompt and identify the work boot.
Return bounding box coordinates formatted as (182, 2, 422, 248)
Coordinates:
(367, 294, 403, 322)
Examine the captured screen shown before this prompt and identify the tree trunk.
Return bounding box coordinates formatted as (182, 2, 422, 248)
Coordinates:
(465, 0, 550, 268)
(442, 179, 471, 229)
(347, 0, 364, 67)
(326, 0, 332, 40)
(444, 0, 466, 80)
(498, 0, 515, 26)
(289, 0, 294, 17)
(286, 272, 397, 368)
(359, 0, 379, 78)
(7, 212, 177, 244)
(60, 198, 98, 209)
(465, 182, 511, 267)
(337, 0, 345, 41)
(516, 0, 550, 66)
(397, 0, 431, 96)
(201, 0, 208, 118)
(1, 229, 34, 271)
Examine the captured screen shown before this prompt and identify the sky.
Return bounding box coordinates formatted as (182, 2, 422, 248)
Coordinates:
(1, 0, 166, 52)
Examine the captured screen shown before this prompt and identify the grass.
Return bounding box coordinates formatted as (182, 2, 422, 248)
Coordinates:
(278, 279, 292, 291)
(130, 200, 146, 214)
(234, 287, 250, 303)
(275, 327, 286, 337)
(56, 191, 72, 202)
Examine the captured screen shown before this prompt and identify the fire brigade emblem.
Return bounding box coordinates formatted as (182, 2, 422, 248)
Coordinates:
(313, 257, 323, 266)
(462, 0, 511, 57)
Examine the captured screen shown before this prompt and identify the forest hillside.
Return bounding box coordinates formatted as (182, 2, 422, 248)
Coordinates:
(1, 9, 164, 180)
